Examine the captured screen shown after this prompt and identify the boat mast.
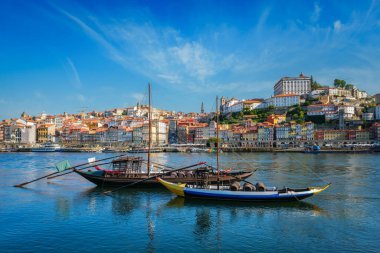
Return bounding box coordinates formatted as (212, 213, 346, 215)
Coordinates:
(216, 96, 220, 190)
(147, 83, 152, 176)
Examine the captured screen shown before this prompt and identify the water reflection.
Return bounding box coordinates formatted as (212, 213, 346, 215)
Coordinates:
(194, 208, 212, 237)
(55, 196, 70, 219)
(165, 196, 326, 216)
(146, 194, 155, 253)
(75, 187, 169, 217)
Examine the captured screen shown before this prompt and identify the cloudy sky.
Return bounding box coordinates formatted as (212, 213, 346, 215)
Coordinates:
(1, 0, 379, 119)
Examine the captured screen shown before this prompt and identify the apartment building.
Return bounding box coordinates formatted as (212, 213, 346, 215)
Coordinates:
(274, 73, 311, 96)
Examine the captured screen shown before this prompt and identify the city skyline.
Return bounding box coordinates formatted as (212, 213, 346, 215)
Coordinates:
(1, 0, 380, 120)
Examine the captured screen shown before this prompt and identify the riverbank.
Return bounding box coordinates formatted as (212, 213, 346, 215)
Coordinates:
(1, 147, 378, 153)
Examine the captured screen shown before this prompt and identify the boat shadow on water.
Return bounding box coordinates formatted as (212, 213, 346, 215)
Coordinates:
(73, 186, 329, 218)
(75, 186, 172, 216)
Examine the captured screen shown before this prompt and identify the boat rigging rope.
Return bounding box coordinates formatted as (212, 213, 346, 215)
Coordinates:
(287, 153, 331, 186)
(288, 188, 301, 202)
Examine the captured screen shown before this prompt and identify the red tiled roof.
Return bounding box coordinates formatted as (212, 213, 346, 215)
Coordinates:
(273, 94, 299, 98)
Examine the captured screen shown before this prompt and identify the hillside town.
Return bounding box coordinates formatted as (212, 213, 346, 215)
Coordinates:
(1, 73, 380, 152)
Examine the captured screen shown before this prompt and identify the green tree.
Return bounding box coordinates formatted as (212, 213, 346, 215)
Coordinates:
(333, 79, 340, 88)
(334, 79, 346, 88)
(310, 75, 322, 90)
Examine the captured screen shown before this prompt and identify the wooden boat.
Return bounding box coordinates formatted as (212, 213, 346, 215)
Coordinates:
(74, 156, 253, 187)
(157, 177, 331, 202)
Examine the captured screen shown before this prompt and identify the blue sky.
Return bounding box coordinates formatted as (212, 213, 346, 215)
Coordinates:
(1, 0, 379, 119)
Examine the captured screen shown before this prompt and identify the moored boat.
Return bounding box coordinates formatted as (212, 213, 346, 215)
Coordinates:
(31, 143, 62, 152)
(157, 177, 331, 202)
(74, 156, 253, 187)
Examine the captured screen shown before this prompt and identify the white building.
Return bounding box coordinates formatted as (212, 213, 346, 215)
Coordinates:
(338, 105, 355, 119)
(243, 100, 264, 110)
(327, 88, 352, 97)
(221, 99, 264, 114)
(362, 113, 374, 121)
(274, 73, 311, 96)
(307, 104, 338, 120)
(266, 94, 300, 108)
(55, 117, 63, 129)
(220, 98, 240, 114)
(309, 88, 328, 98)
(7, 119, 36, 144)
(352, 88, 368, 99)
(142, 121, 168, 146)
(225, 101, 243, 113)
(20, 123, 36, 144)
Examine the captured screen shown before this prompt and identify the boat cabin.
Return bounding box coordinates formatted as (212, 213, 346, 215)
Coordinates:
(112, 156, 144, 174)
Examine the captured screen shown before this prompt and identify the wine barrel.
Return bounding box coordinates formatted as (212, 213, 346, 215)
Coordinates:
(230, 181, 240, 191)
(185, 171, 194, 178)
(256, 182, 266, 191)
(243, 183, 255, 191)
(178, 172, 186, 178)
(170, 172, 178, 178)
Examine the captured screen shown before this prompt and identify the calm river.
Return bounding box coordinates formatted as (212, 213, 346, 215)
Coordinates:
(0, 152, 379, 252)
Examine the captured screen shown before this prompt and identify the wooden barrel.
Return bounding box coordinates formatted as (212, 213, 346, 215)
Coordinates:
(256, 182, 266, 191)
(178, 172, 186, 178)
(185, 171, 193, 178)
(170, 172, 178, 178)
(243, 183, 255, 191)
(230, 181, 240, 191)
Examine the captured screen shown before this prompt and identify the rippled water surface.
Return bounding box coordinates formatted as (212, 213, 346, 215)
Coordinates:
(0, 152, 379, 252)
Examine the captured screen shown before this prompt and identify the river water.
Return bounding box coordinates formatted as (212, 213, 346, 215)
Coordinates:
(0, 152, 379, 252)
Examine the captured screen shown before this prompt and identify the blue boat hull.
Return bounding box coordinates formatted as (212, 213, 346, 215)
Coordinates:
(183, 188, 314, 202)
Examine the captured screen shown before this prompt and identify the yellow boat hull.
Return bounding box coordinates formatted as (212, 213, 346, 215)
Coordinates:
(157, 178, 186, 197)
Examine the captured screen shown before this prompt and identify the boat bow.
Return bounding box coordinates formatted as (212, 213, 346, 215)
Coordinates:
(157, 178, 186, 197)
(309, 183, 332, 195)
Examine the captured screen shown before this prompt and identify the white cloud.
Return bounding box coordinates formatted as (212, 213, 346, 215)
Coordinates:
(311, 2, 322, 23)
(34, 91, 44, 99)
(53, 8, 240, 92)
(169, 42, 216, 81)
(334, 20, 342, 31)
(76, 94, 86, 102)
(66, 57, 82, 88)
(157, 74, 181, 84)
(256, 8, 271, 32)
(131, 93, 145, 102)
(53, 5, 127, 66)
(53, 4, 380, 97)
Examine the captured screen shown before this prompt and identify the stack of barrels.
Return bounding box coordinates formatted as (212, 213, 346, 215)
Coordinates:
(230, 181, 266, 191)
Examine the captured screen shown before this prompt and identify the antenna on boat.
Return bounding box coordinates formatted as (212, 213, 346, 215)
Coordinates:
(216, 96, 220, 190)
(147, 82, 152, 176)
